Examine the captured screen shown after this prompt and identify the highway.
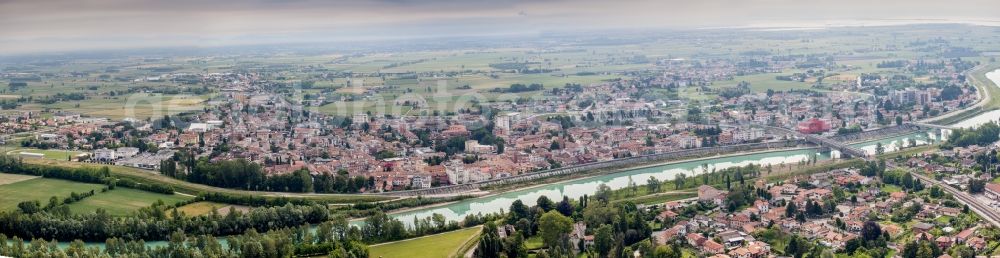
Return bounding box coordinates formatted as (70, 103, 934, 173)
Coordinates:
(910, 172, 1000, 227)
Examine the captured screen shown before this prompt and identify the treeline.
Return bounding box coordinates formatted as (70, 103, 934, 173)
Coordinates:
(876, 60, 908, 68)
(0, 155, 174, 194)
(881, 169, 925, 191)
(162, 157, 371, 193)
(360, 210, 502, 244)
(490, 83, 543, 93)
(474, 191, 656, 258)
(16, 189, 97, 215)
(348, 195, 474, 218)
(0, 201, 329, 242)
(199, 192, 317, 207)
(0, 221, 368, 258)
(945, 122, 1000, 148)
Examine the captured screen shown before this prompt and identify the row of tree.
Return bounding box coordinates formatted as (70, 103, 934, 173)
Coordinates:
(0, 155, 174, 194)
(161, 157, 371, 193)
(946, 122, 1000, 148)
(476, 189, 659, 258)
(0, 201, 329, 242)
(0, 222, 369, 258)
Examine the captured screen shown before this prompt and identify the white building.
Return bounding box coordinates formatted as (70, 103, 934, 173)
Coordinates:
(116, 147, 140, 158)
(352, 113, 369, 126)
(445, 163, 469, 185)
(410, 174, 432, 189)
(495, 112, 520, 133)
(734, 128, 765, 142)
(188, 123, 213, 132)
(465, 140, 496, 154)
(93, 148, 116, 161)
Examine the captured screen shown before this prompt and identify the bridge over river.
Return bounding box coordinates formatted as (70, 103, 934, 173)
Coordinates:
(751, 124, 870, 159)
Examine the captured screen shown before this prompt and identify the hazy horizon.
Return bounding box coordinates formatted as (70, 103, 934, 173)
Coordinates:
(3, 0, 1000, 54)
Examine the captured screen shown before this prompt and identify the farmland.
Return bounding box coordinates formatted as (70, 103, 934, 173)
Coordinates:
(0, 174, 105, 211)
(0, 172, 36, 185)
(172, 201, 250, 217)
(368, 226, 482, 258)
(66, 188, 193, 216)
(6, 148, 86, 161)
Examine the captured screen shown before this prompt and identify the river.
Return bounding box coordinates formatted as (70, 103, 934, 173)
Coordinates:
(57, 68, 1000, 249)
(386, 132, 938, 224)
(948, 69, 1000, 129)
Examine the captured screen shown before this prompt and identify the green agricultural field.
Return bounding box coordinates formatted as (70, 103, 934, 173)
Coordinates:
(173, 201, 225, 216)
(67, 188, 193, 216)
(712, 72, 812, 92)
(0, 175, 105, 211)
(8, 148, 86, 161)
(368, 226, 481, 258)
(0, 173, 37, 185)
(172, 201, 248, 217)
(880, 184, 903, 193)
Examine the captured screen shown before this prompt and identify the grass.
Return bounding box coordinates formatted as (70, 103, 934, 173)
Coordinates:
(881, 184, 903, 193)
(173, 201, 229, 216)
(0, 175, 105, 211)
(67, 188, 193, 216)
(712, 72, 813, 92)
(21, 158, 394, 204)
(368, 226, 481, 258)
(0, 173, 37, 185)
(171, 201, 251, 217)
(13, 93, 210, 120)
(8, 148, 86, 161)
(613, 192, 698, 205)
(525, 236, 544, 250)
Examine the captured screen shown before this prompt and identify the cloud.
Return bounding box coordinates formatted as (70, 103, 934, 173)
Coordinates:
(0, 0, 998, 54)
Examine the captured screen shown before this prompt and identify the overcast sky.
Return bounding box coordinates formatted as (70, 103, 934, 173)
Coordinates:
(2, 0, 1000, 54)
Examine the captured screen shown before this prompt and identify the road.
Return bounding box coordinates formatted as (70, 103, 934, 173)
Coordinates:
(910, 172, 1000, 227)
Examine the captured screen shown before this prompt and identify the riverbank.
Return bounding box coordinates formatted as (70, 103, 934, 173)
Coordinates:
(475, 130, 933, 199)
(927, 64, 1000, 125)
(480, 145, 820, 195)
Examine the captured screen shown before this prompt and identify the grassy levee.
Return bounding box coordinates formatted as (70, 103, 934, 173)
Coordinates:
(21, 158, 394, 204)
(932, 63, 1000, 125)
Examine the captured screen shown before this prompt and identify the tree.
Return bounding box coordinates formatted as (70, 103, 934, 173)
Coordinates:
(595, 184, 612, 203)
(594, 225, 614, 258)
(647, 176, 661, 193)
(861, 220, 882, 242)
(786, 236, 800, 257)
(555, 196, 574, 217)
(17, 201, 40, 214)
(538, 211, 573, 248)
(786, 201, 798, 218)
(673, 173, 686, 190)
(652, 244, 681, 258)
(502, 233, 528, 258)
(950, 245, 975, 258)
(537, 196, 554, 212)
(475, 222, 503, 258)
(508, 200, 530, 224)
